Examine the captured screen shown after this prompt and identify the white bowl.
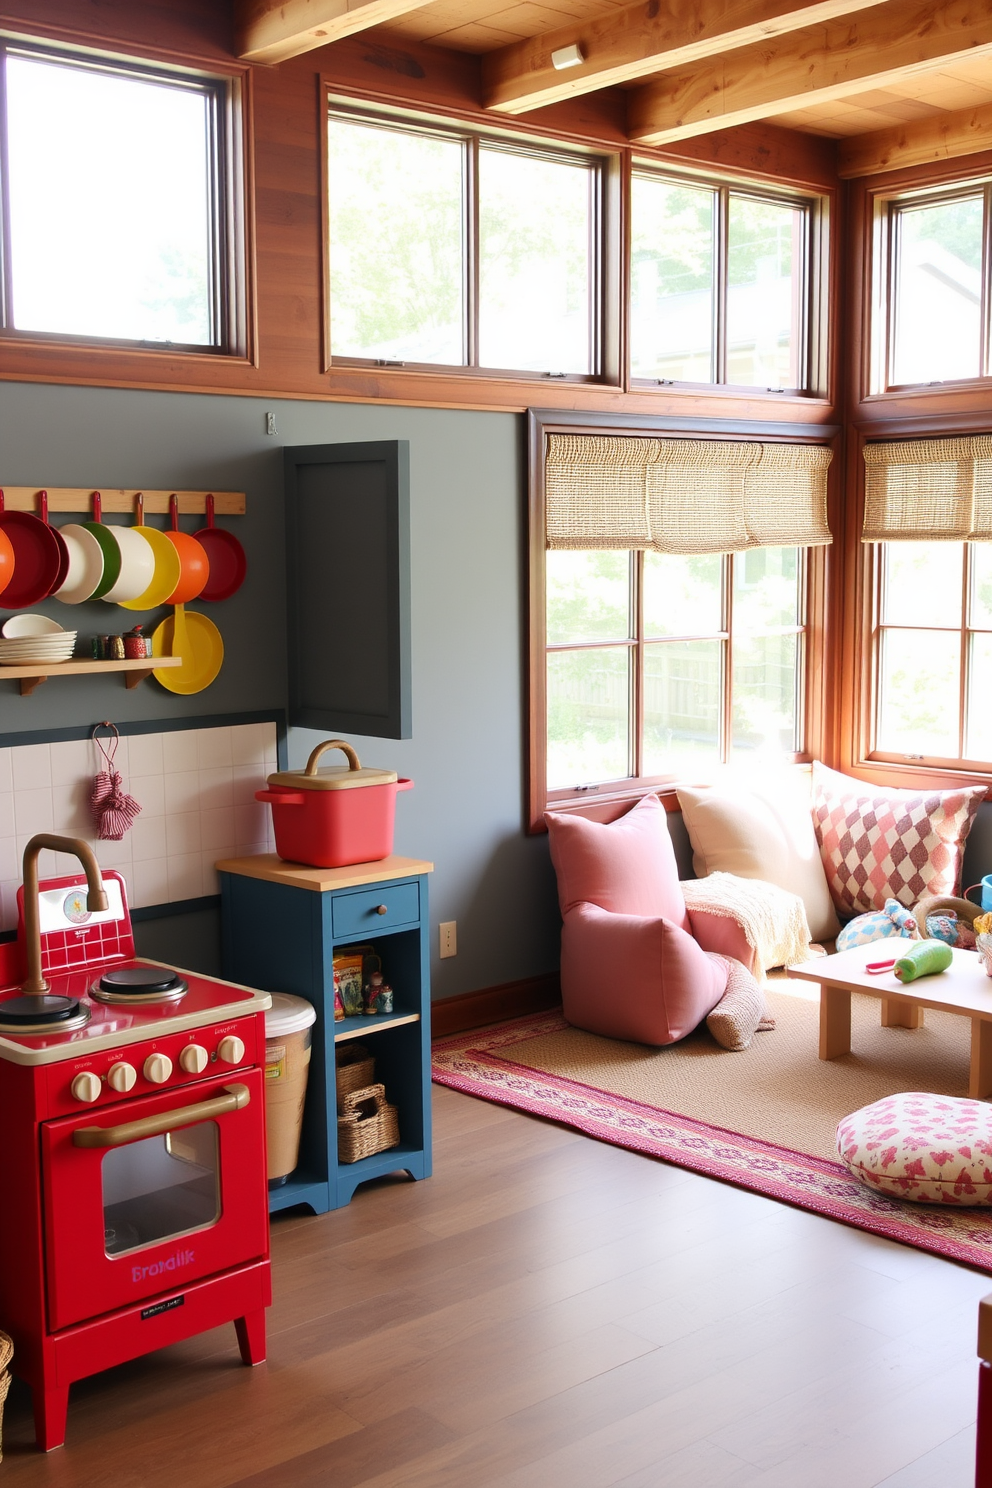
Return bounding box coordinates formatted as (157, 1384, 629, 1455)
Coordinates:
(1, 614, 64, 638)
(101, 526, 156, 605)
(54, 525, 105, 605)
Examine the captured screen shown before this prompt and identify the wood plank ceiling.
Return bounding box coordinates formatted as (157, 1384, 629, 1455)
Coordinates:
(235, 0, 992, 174)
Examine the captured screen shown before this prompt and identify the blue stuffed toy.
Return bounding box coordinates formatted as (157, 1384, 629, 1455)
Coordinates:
(836, 898, 918, 952)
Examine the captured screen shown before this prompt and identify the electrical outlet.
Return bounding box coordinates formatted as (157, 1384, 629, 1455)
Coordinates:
(265, 411, 278, 435)
(439, 921, 457, 959)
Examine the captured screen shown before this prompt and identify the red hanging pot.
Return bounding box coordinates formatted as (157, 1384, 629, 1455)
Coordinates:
(0, 488, 63, 609)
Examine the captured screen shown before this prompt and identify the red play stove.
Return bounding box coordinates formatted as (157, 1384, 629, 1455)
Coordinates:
(0, 848, 272, 1451)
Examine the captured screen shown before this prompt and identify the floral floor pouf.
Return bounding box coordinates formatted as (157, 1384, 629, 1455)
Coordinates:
(837, 1092, 992, 1206)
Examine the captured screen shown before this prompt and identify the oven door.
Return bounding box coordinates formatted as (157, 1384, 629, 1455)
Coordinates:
(41, 1068, 268, 1332)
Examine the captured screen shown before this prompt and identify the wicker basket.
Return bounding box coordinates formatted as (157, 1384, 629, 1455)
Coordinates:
(335, 1043, 375, 1109)
(0, 1329, 12, 1464)
(337, 1083, 400, 1164)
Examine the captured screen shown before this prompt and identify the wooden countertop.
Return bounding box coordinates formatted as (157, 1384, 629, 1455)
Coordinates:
(215, 853, 434, 892)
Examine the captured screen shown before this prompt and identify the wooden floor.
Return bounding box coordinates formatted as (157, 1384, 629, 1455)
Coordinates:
(2, 1082, 988, 1486)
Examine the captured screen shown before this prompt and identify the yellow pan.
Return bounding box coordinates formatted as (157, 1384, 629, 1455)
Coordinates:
(151, 604, 224, 694)
(120, 522, 182, 611)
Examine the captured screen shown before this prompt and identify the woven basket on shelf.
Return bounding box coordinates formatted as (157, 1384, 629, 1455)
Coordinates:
(335, 1043, 375, 1109)
(337, 1083, 400, 1164)
(0, 1329, 12, 1463)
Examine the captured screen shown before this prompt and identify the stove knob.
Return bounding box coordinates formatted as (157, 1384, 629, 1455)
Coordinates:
(106, 1061, 137, 1094)
(216, 1035, 245, 1066)
(143, 1053, 173, 1085)
(179, 1044, 209, 1075)
(70, 1071, 102, 1104)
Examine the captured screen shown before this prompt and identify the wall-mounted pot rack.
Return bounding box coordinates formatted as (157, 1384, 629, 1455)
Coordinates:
(0, 489, 244, 694)
(0, 489, 246, 514)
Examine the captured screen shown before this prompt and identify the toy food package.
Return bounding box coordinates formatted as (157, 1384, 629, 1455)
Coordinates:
(333, 951, 366, 1018)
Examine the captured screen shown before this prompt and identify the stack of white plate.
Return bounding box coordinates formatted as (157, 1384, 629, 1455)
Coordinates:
(0, 615, 77, 666)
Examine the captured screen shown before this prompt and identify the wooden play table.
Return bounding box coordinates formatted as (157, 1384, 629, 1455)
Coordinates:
(789, 941, 992, 1099)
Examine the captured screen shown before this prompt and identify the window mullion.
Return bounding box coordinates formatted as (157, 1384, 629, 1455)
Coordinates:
(715, 187, 728, 384)
(0, 48, 15, 330)
(633, 549, 644, 781)
(983, 185, 992, 378)
(465, 136, 479, 368)
(722, 552, 734, 759)
(961, 544, 972, 758)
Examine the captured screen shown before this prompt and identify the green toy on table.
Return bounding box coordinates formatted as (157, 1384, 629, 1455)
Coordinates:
(894, 941, 953, 982)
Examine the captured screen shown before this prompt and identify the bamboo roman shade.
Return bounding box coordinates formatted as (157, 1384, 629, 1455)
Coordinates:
(863, 436, 992, 542)
(545, 434, 833, 554)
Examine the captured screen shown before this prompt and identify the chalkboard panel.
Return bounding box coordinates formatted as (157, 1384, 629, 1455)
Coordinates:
(285, 441, 411, 738)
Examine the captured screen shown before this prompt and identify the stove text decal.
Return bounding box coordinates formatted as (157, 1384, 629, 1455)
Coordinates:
(132, 1247, 195, 1285)
(141, 1295, 185, 1321)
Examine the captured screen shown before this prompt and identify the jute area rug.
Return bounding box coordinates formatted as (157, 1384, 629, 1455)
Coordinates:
(432, 979, 992, 1272)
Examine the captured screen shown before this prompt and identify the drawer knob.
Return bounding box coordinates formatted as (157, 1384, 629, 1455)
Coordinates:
(376, 904, 388, 915)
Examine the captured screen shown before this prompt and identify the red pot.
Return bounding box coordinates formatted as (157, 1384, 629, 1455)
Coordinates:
(256, 739, 412, 868)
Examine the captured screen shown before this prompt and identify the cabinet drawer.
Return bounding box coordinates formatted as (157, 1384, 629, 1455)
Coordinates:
(332, 882, 420, 939)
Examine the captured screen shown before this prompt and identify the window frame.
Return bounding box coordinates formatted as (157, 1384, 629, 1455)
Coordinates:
(869, 175, 992, 396)
(628, 162, 824, 397)
(866, 538, 992, 771)
(0, 37, 250, 361)
(527, 408, 835, 831)
(323, 97, 613, 385)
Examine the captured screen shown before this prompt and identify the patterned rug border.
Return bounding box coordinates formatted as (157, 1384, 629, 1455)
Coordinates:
(432, 1011, 992, 1273)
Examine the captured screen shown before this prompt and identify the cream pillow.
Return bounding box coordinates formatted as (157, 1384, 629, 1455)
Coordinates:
(677, 778, 840, 942)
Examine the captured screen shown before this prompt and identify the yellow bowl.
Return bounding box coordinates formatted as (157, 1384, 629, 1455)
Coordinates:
(119, 524, 182, 611)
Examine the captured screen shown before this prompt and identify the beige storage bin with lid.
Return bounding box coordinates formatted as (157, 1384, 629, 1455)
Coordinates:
(264, 993, 317, 1186)
(255, 740, 413, 867)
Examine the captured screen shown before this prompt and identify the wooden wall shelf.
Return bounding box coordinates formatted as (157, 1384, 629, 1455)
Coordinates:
(1, 656, 183, 694)
(0, 489, 245, 515)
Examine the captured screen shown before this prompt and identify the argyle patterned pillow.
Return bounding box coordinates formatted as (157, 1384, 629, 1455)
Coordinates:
(811, 761, 984, 918)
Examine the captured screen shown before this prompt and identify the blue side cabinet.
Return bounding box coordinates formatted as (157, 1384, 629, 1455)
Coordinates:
(218, 853, 433, 1215)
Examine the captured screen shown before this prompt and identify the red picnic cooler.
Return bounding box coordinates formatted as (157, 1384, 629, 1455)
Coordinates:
(256, 739, 413, 868)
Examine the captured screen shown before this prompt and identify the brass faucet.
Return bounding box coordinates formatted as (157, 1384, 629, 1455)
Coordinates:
(21, 835, 109, 996)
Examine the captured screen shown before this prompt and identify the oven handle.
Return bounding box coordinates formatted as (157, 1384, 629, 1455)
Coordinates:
(71, 1084, 251, 1150)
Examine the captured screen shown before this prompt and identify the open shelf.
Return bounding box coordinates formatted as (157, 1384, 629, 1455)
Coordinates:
(0, 656, 182, 694)
(334, 1011, 420, 1042)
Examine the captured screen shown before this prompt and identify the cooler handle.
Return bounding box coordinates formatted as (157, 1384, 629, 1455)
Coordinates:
(396, 779, 413, 793)
(256, 790, 306, 806)
(72, 1084, 250, 1149)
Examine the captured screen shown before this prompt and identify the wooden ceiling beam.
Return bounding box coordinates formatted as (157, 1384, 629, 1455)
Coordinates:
(838, 102, 992, 176)
(628, 0, 992, 144)
(235, 0, 436, 63)
(483, 0, 885, 115)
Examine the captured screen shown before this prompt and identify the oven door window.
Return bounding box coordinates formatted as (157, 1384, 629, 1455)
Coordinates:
(102, 1120, 220, 1257)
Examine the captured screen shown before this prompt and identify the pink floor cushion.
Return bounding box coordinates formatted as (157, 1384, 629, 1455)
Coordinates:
(837, 1092, 992, 1206)
(545, 793, 689, 930)
(560, 901, 726, 1046)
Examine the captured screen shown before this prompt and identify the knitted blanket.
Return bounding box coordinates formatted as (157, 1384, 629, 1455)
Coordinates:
(681, 871, 812, 983)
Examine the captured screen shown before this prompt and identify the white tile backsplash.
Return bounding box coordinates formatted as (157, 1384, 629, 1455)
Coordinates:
(0, 722, 277, 928)
(12, 743, 51, 791)
(127, 732, 163, 778)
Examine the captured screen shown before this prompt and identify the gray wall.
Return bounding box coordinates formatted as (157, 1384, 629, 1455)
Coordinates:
(0, 380, 561, 999)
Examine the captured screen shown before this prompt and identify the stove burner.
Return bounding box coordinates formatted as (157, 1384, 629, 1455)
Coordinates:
(89, 965, 189, 1006)
(0, 995, 91, 1034)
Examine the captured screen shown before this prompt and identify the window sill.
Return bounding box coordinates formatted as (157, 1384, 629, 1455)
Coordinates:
(853, 756, 992, 798)
(535, 759, 814, 833)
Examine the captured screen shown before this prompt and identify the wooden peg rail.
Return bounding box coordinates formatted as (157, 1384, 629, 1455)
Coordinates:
(0, 489, 245, 515)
